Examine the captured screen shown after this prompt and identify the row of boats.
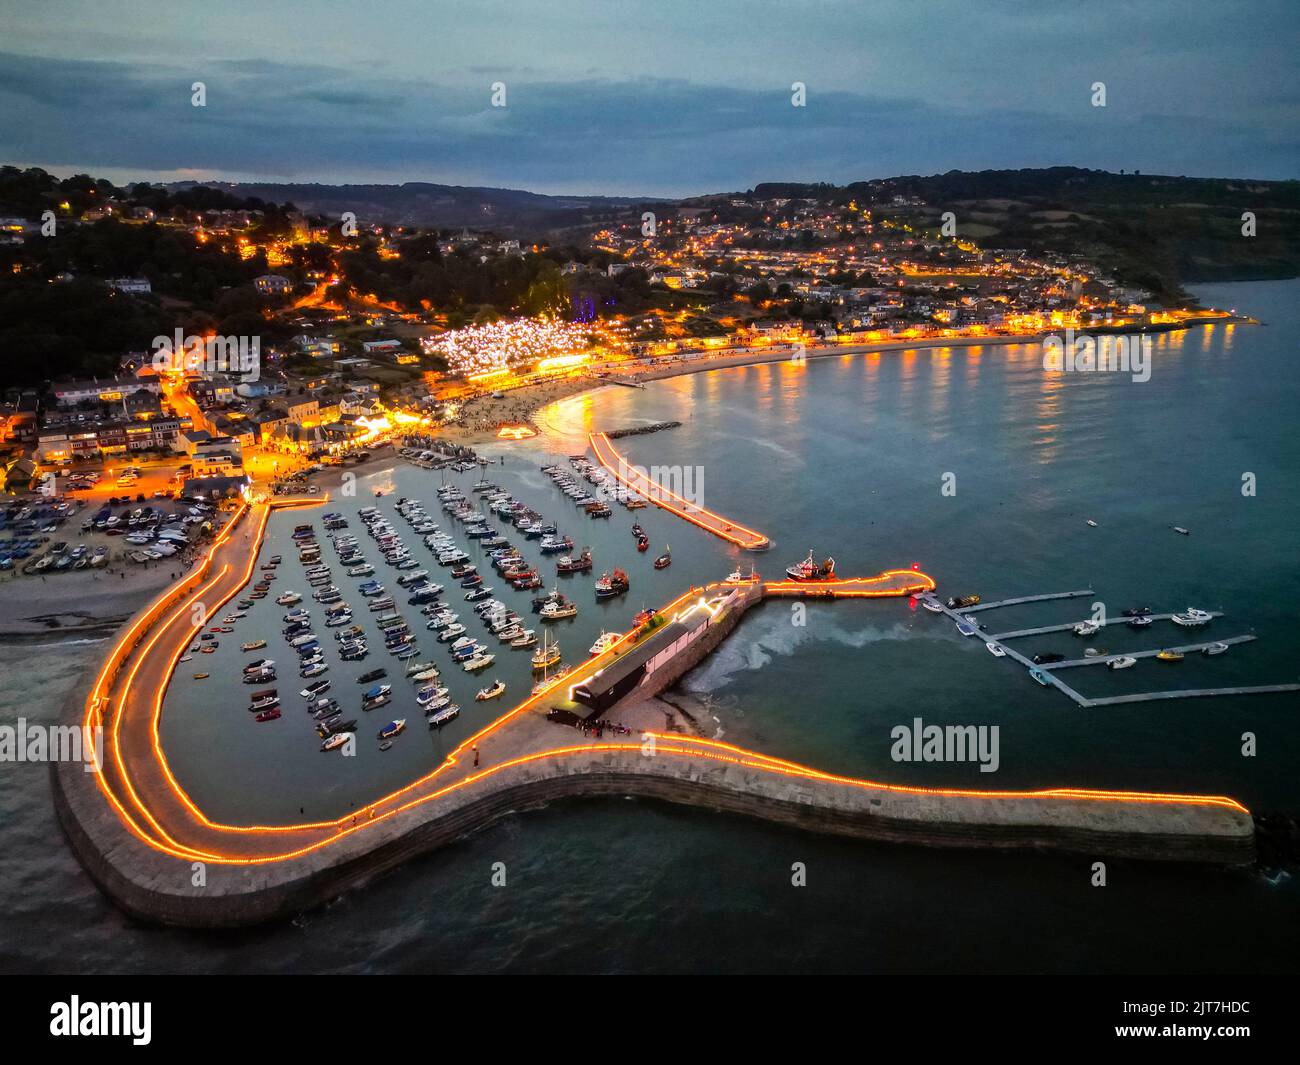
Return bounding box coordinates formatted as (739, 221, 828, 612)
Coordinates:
(544, 457, 648, 513)
(936, 597, 1231, 680)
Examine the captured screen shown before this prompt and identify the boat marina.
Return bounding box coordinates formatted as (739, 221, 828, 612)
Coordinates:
(918, 593, 1300, 708)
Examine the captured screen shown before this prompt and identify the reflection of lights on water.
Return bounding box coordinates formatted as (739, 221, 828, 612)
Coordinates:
(496, 424, 538, 439)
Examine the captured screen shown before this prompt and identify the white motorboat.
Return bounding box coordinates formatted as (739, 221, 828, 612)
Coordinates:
(1171, 608, 1213, 627)
(985, 642, 1005, 657)
(1107, 656, 1138, 670)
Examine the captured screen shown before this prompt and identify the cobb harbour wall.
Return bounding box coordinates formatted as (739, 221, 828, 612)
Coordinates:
(53, 674, 1255, 930)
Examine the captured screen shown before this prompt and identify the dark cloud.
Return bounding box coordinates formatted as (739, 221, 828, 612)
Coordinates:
(1, 46, 1295, 195)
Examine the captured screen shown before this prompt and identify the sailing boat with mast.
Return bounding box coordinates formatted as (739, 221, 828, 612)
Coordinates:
(531, 630, 561, 672)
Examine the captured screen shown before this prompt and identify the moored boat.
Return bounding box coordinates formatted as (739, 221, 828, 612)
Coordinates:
(589, 631, 619, 656)
(428, 705, 460, 727)
(786, 550, 835, 582)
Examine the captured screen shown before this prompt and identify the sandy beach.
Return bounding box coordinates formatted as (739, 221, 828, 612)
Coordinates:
(433, 320, 1240, 447)
(431, 333, 1051, 447)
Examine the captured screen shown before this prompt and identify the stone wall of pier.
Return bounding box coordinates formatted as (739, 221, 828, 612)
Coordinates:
(53, 705, 1255, 930)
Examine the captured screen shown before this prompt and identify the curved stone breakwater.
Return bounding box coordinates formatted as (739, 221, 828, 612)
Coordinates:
(51, 500, 1255, 929)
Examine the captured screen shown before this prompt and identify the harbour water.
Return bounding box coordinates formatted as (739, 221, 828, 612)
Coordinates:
(2, 280, 1298, 973)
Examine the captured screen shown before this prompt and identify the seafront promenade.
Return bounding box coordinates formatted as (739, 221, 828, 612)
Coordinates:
(53, 487, 1257, 928)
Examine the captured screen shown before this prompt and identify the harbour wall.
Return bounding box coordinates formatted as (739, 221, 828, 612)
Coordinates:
(52, 721, 1255, 930)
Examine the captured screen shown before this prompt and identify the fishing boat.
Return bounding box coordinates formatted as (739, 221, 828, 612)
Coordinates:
(475, 679, 506, 701)
(510, 629, 537, 648)
(532, 632, 561, 671)
(946, 594, 980, 609)
(594, 569, 629, 599)
(1108, 656, 1138, 670)
(241, 639, 267, 651)
(275, 591, 301, 605)
(1202, 642, 1229, 656)
(255, 708, 281, 722)
(321, 732, 352, 752)
(653, 547, 671, 569)
(378, 719, 406, 740)
(920, 598, 944, 614)
(589, 631, 619, 656)
(249, 694, 279, 711)
(300, 680, 331, 699)
(243, 658, 274, 673)
(540, 598, 578, 620)
(192, 672, 210, 679)
(1171, 607, 1213, 627)
(985, 643, 1005, 657)
(300, 662, 328, 678)
(725, 564, 759, 584)
(1156, 650, 1185, 662)
(631, 523, 645, 539)
(786, 550, 836, 582)
(555, 548, 593, 574)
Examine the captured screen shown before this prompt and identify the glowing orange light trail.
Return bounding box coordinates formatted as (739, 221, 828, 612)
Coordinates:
(589, 432, 770, 550)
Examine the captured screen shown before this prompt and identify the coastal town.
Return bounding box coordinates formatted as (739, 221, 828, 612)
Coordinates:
(0, 168, 1231, 562)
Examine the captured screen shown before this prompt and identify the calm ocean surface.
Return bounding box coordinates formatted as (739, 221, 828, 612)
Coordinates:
(2, 279, 1297, 973)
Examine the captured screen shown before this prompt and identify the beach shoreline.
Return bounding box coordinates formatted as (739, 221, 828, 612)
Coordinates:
(436, 321, 1239, 446)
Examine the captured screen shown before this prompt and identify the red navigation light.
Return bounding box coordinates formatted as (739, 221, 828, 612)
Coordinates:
(912, 562, 920, 570)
